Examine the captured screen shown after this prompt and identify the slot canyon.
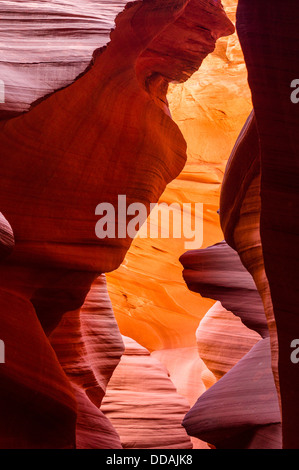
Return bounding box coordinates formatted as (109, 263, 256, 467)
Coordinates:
(0, 0, 298, 450)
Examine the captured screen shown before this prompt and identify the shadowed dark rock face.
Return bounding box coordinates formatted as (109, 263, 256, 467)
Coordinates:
(219, 110, 260, 250)
(236, 0, 299, 448)
(0, 0, 233, 448)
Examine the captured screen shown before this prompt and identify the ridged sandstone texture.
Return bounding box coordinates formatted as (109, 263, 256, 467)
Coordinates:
(196, 301, 260, 380)
(49, 275, 124, 449)
(180, 241, 281, 448)
(152, 347, 215, 411)
(0, 0, 234, 273)
(0, 212, 14, 260)
(102, 336, 192, 449)
(105, 8, 252, 440)
(151, 348, 215, 448)
(181, 241, 269, 338)
(0, 1, 129, 118)
(183, 339, 281, 449)
(0, 0, 234, 448)
(107, 0, 251, 355)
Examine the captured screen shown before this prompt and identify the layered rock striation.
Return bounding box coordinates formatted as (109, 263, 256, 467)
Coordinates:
(102, 336, 192, 449)
(180, 241, 281, 448)
(49, 275, 124, 449)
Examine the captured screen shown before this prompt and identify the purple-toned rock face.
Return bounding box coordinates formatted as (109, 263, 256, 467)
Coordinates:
(196, 301, 260, 380)
(180, 239, 282, 448)
(49, 274, 125, 449)
(183, 338, 281, 449)
(180, 241, 269, 338)
(0, 1, 129, 116)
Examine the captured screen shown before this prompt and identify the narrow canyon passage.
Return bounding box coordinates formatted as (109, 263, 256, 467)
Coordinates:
(0, 0, 297, 451)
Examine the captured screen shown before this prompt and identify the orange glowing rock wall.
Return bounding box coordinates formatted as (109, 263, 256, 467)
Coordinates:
(106, 0, 252, 428)
(107, 0, 252, 345)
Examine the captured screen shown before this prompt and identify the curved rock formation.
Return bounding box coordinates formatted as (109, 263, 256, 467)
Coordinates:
(220, 111, 279, 402)
(107, 0, 251, 355)
(0, 212, 14, 259)
(105, 5, 253, 449)
(102, 335, 192, 449)
(0, 0, 129, 118)
(0, 289, 77, 449)
(0, 0, 234, 274)
(183, 338, 281, 449)
(180, 240, 281, 447)
(196, 301, 260, 379)
(181, 240, 269, 338)
(0, 0, 234, 449)
(152, 347, 214, 410)
(235, 0, 299, 448)
(49, 274, 124, 449)
(152, 347, 214, 448)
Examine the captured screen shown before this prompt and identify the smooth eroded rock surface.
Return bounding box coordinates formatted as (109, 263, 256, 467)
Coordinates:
(196, 301, 260, 379)
(183, 338, 281, 449)
(49, 275, 124, 448)
(102, 336, 193, 449)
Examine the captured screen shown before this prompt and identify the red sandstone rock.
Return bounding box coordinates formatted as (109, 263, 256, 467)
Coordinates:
(74, 384, 122, 449)
(107, 0, 251, 358)
(0, 289, 77, 449)
(49, 274, 124, 448)
(151, 348, 214, 449)
(0, 0, 233, 275)
(0, 1, 128, 118)
(220, 111, 280, 410)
